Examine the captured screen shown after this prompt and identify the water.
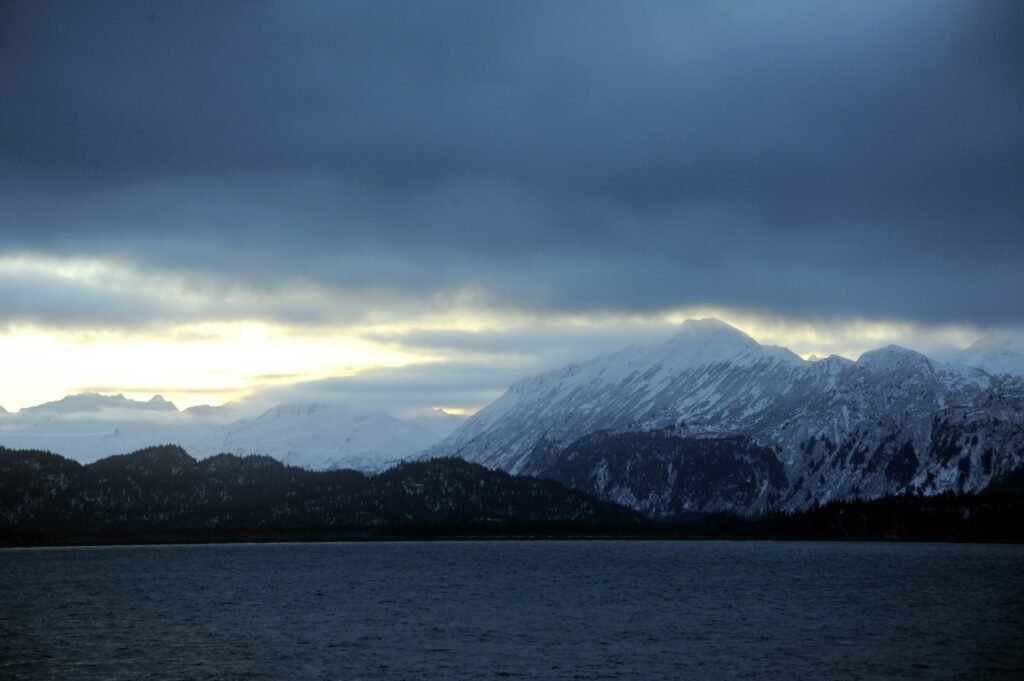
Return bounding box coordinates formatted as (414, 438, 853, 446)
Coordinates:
(1, 541, 1022, 680)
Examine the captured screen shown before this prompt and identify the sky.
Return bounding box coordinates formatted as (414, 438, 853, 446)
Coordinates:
(0, 1, 1022, 415)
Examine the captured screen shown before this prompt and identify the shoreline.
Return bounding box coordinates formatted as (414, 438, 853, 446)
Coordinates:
(5, 528, 1023, 549)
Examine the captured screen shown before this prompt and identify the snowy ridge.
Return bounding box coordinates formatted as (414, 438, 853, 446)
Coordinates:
(206, 403, 438, 471)
(430, 319, 822, 472)
(21, 392, 179, 414)
(427, 319, 1024, 515)
(0, 399, 440, 472)
(957, 332, 1024, 377)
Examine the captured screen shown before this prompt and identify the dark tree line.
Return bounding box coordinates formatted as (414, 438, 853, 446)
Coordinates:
(2, 444, 1021, 546)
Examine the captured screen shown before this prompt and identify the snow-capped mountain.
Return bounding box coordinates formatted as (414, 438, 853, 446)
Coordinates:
(195, 403, 439, 471)
(0, 397, 440, 471)
(0, 394, 199, 463)
(405, 408, 469, 439)
(957, 332, 1024, 377)
(430, 318, 818, 472)
(426, 318, 1024, 516)
(22, 392, 178, 414)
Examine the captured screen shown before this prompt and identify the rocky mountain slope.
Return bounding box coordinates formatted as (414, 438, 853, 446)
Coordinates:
(427, 319, 1024, 516)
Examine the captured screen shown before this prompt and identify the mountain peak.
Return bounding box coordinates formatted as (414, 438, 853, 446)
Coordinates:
(676, 317, 756, 341)
(863, 344, 923, 357)
(856, 344, 931, 372)
(957, 331, 1024, 376)
(146, 395, 177, 411)
(21, 392, 178, 414)
(660, 318, 761, 365)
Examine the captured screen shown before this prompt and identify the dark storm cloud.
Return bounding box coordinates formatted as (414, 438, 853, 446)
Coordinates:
(0, 269, 160, 330)
(1, 0, 1022, 326)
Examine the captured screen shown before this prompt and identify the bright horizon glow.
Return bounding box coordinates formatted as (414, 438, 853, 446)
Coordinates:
(0, 305, 991, 415)
(0, 322, 441, 412)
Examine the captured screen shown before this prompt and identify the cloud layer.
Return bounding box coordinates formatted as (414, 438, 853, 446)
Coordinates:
(1, 0, 1021, 331)
(1, 1, 1022, 413)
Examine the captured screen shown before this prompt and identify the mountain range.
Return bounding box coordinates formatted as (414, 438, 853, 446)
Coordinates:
(425, 319, 1024, 517)
(4, 444, 1020, 545)
(0, 395, 462, 472)
(3, 319, 1023, 518)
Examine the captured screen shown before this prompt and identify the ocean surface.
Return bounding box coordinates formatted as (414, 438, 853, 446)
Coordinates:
(1, 540, 1022, 680)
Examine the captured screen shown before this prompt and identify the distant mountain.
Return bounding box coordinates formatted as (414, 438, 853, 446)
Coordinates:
(21, 392, 178, 414)
(0, 399, 201, 464)
(0, 398, 441, 471)
(406, 408, 469, 439)
(196, 403, 439, 471)
(957, 332, 1024, 377)
(0, 445, 641, 542)
(182, 402, 241, 419)
(427, 318, 1024, 516)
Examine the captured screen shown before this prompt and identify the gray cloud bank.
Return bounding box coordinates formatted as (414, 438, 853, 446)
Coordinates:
(1, 0, 1022, 328)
